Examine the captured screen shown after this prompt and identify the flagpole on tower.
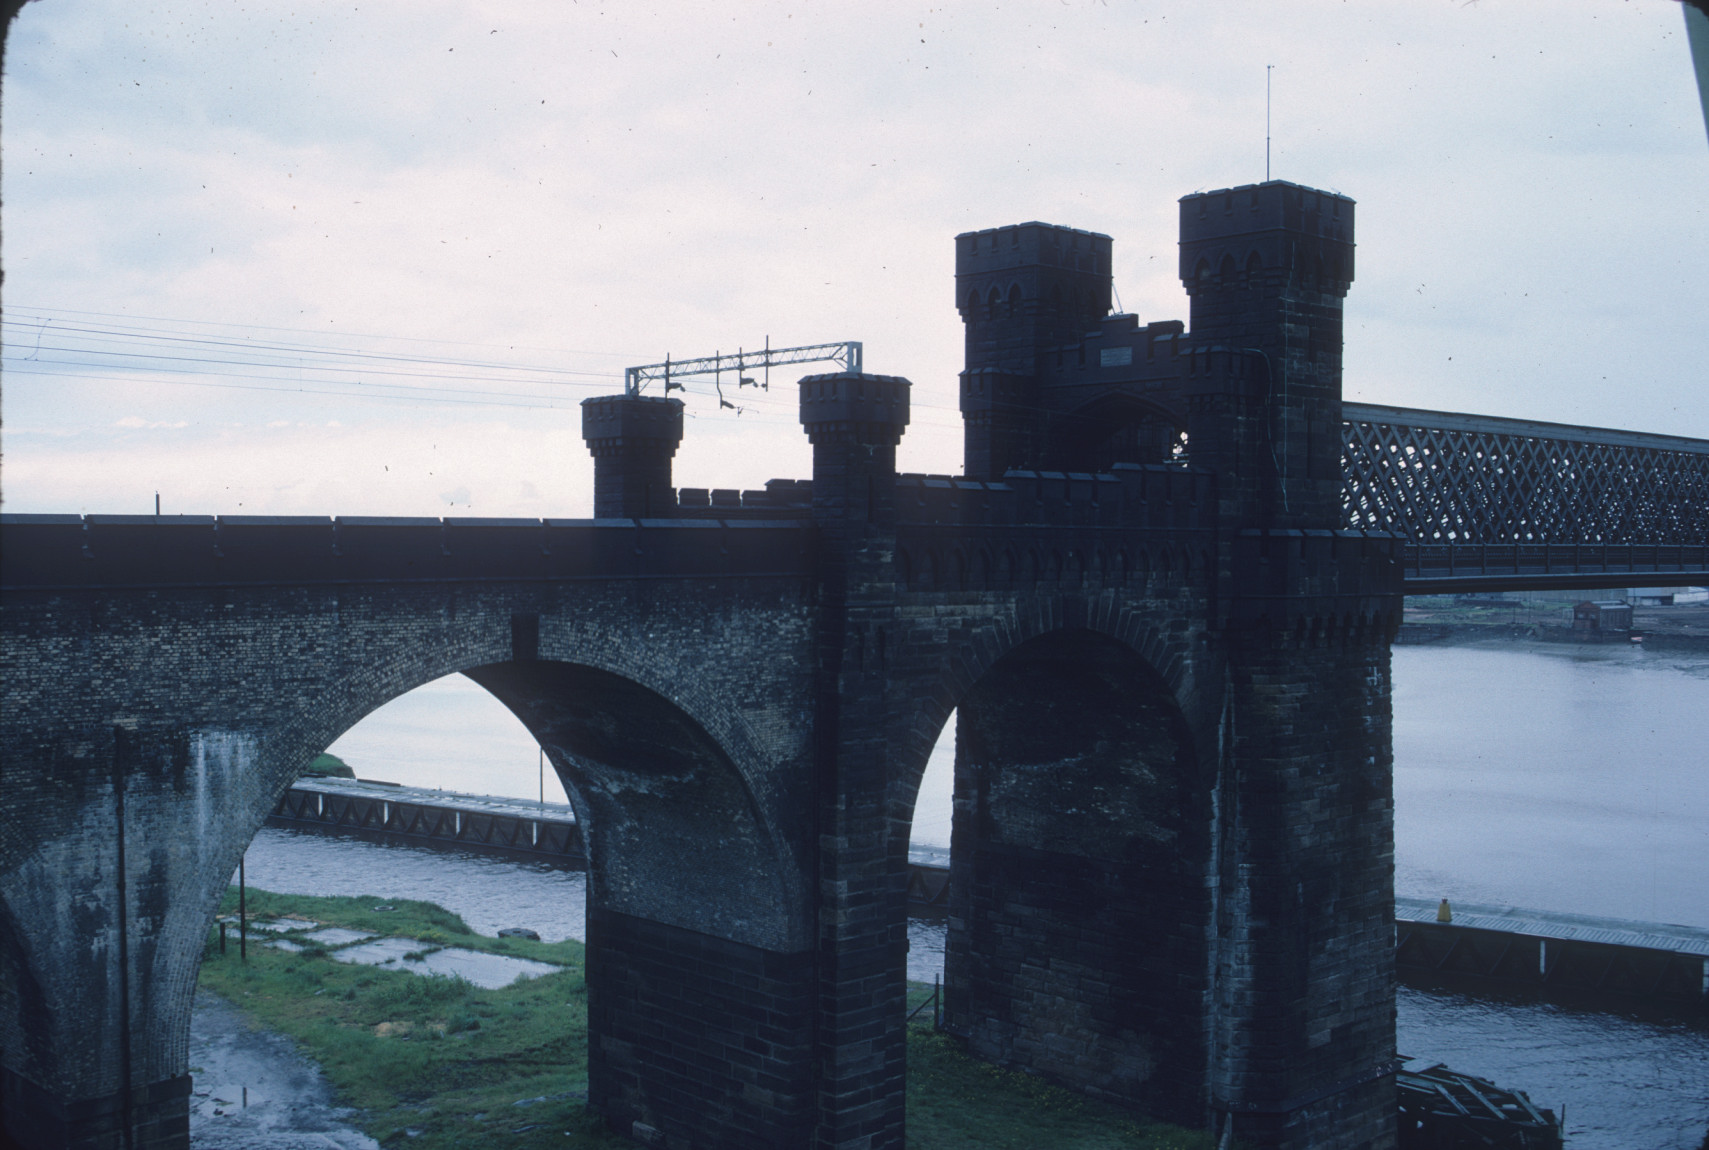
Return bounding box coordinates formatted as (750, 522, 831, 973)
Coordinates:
(1266, 64, 1273, 181)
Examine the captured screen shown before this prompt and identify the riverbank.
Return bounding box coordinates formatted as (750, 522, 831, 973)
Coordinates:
(1397, 599, 1709, 650)
(196, 887, 1215, 1149)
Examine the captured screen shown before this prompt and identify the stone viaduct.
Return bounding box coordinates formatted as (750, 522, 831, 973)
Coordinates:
(12, 177, 1696, 1150)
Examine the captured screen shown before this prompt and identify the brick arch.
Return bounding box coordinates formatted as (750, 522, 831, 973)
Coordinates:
(892, 599, 1207, 821)
(174, 634, 798, 1097)
(259, 612, 804, 932)
(889, 605, 1214, 1121)
(240, 613, 787, 839)
(0, 580, 817, 1144)
(464, 660, 802, 949)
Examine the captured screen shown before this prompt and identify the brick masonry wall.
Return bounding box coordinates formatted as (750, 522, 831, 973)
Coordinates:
(3, 468, 1401, 1150)
(855, 563, 1228, 1147)
(1209, 626, 1398, 1150)
(587, 907, 815, 1150)
(946, 627, 1213, 1124)
(0, 563, 819, 1148)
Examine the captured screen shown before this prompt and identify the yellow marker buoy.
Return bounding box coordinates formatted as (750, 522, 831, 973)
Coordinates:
(1437, 898, 1453, 923)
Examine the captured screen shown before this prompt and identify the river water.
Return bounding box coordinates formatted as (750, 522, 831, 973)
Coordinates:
(269, 639, 1708, 1147)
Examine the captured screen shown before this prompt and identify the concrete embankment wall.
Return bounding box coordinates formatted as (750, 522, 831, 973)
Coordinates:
(268, 781, 584, 865)
(1396, 621, 1709, 651)
(1394, 899, 1708, 1009)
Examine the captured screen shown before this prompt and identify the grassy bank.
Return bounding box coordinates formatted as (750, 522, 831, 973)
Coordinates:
(198, 887, 1214, 1149)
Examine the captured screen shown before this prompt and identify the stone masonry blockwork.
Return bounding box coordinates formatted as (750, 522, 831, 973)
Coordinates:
(4, 179, 1406, 1150)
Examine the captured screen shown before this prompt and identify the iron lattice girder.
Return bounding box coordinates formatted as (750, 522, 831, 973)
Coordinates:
(1340, 403, 1709, 547)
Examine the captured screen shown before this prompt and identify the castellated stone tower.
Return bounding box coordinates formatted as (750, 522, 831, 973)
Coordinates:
(956, 179, 1356, 534)
(955, 223, 1113, 479)
(1178, 182, 1355, 529)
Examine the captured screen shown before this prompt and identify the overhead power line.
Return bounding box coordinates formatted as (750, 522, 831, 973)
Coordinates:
(1, 308, 963, 427)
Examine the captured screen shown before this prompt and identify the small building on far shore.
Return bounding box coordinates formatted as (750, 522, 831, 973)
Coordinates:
(1628, 586, 1709, 607)
(1573, 600, 1634, 633)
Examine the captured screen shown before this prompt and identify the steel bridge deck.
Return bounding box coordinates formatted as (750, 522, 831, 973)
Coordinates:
(1343, 403, 1709, 592)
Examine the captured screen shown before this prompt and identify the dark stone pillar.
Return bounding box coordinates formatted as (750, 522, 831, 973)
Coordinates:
(798, 372, 911, 1150)
(945, 631, 1211, 1124)
(586, 909, 815, 1149)
(465, 660, 819, 1150)
(953, 222, 1113, 479)
(1174, 182, 1401, 1149)
(1, 721, 225, 1150)
(799, 372, 909, 523)
(581, 395, 684, 519)
(1210, 604, 1400, 1150)
(2, 1067, 191, 1150)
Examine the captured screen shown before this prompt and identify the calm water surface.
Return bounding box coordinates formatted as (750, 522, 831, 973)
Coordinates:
(292, 639, 1709, 1147)
(1391, 642, 1708, 929)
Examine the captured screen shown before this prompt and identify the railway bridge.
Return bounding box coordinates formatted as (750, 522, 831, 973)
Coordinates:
(3, 179, 1704, 1150)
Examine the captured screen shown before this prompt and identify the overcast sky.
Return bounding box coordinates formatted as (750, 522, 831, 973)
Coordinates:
(4, 0, 1706, 520)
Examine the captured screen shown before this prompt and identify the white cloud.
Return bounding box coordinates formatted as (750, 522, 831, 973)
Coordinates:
(114, 415, 189, 429)
(4, 0, 1705, 519)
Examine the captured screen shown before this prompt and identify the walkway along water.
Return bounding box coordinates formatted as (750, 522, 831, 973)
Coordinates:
(1394, 898, 1709, 1007)
(268, 777, 583, 865)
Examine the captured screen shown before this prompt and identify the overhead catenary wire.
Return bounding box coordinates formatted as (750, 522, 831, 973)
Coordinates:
(0, 363, 592, 412)
(10, 323, 627, 383)
(1, 307, 966, 426)
(2, 314, 627, 389)
(7, 304, 646, 365)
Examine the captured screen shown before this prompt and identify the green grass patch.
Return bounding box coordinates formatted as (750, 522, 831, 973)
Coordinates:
(904, 1028, 1217, 1149)
(200, 887, 1214, 1148)
(303, 751, 356, 777)
(202, 888, 618, 1148)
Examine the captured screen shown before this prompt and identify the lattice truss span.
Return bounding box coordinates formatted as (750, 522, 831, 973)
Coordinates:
(1341, 404, 1709, 547)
